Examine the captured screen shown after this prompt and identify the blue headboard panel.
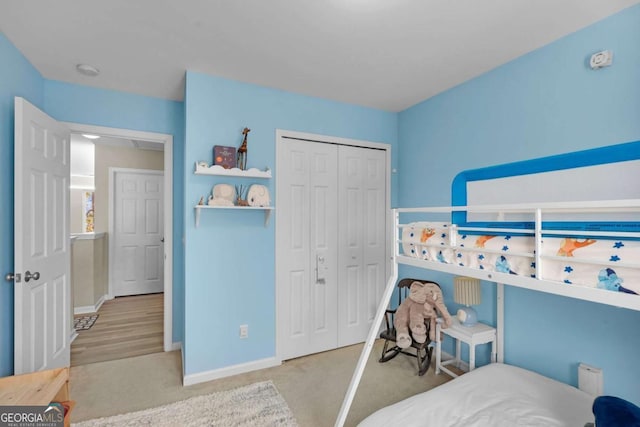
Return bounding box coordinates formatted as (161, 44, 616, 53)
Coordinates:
(451, 140, 640, 227)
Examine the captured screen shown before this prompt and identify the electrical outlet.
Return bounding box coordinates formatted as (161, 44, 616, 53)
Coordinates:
(239, 324, 248, 339)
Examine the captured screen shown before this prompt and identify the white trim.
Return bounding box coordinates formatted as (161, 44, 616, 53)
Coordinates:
(169, 341, 182, 352)
(181, 342, 186, 380)
(183, 357, 281, 386)
(71, 232, 106, 240)
(64, 122, 174, 352)
(274, 129, 392, 363)
(74, 294, 106, 315)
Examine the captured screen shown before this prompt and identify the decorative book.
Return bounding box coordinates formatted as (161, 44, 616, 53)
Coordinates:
(213, 145, 237, 169)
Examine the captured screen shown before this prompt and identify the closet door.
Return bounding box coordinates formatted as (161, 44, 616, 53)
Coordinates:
(337, 146, 387, 347)
(277, 139, 338, 360)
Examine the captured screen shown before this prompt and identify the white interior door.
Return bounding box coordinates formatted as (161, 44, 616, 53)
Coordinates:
(112, 169, 164, 296)
(337, 146, 387, 347)
(277, 139, 338, 360)
(277, 134, 388, 360)
(14, 97, 71, 374)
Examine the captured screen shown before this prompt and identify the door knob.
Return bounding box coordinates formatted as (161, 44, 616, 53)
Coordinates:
(24, 271, 40, 282)
(5, 273, 20, 283)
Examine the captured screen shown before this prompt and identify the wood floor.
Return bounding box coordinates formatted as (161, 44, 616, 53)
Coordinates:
(71, 293, 164, 367)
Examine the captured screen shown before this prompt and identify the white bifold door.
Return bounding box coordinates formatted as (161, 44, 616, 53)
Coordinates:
(277, 137, 387, 360)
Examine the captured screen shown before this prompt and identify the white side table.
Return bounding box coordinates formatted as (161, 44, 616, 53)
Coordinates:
(435, 317, 496, 378)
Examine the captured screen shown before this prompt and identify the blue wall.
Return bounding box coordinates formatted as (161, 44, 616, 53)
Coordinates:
(0, 32, 45, 377)
(43, 81, 186, 345)
(183, 71, 398, 375)
(3, 4, 639, 401)
(398, 4, 640, 402)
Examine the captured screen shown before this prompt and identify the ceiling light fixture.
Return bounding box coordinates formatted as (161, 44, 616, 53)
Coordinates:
(82, 134, 100, 140)
(76, 63, 100, 77)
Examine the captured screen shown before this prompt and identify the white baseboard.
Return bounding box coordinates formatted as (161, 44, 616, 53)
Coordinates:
(69, 330, 78, 344)
(169, 342, 182, 352)
(74, 294, 106, 315)
(183, 357, 281, 387)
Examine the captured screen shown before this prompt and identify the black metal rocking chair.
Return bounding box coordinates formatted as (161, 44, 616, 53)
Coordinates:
(378, 278, 440, 376)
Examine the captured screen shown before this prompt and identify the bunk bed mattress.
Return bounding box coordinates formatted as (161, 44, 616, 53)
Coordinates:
(402, 222, 640, 295)
(358, 363, 594, 427)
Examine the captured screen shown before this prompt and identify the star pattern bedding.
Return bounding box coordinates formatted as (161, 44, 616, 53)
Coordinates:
(401, 222, 640, 295)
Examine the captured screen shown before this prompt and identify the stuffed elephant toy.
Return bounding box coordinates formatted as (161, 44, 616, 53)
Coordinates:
(422, 282, 452, 341)
(394, 281, 452, 348)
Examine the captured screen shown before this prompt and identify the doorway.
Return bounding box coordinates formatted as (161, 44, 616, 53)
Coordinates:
(12, 98, 174, 372)
(275, 130, 391, 361)
(66, 122, 174, 360)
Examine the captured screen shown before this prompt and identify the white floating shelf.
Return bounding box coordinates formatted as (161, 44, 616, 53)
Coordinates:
(194, 163, 272, 178)
(194, 205, 274, 227)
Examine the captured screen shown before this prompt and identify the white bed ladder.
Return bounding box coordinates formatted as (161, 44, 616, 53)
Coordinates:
(335, 210, 400, 427)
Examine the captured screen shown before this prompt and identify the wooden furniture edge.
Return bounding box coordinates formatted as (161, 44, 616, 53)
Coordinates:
(0, 367, 70, 405)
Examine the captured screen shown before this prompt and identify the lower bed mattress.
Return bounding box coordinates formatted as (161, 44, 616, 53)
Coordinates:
(358, 363, 594, 427)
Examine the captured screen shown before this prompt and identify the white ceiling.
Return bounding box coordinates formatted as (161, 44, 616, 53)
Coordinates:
(1, 1, 637, 112)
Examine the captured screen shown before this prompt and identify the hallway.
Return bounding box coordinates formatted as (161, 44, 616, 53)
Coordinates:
(71, 293, 164, 366)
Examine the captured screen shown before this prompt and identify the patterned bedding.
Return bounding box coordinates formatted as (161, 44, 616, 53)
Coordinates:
(401, 222, 640, 295)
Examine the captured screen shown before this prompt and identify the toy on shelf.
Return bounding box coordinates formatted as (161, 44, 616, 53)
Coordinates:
(237, 127, 250, 170)
(207, 184, 235, 206)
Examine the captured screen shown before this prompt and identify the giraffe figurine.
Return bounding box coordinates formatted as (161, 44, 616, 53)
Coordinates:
(237, 127, 250, 170)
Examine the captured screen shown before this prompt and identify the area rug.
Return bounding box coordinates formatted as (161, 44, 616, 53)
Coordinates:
(74, 314, 99, 331)
(72, 381, 299, 427)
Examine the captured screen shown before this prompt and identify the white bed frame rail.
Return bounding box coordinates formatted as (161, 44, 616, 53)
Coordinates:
(335, 199, 640, 427)
(395, 199, 640, 311)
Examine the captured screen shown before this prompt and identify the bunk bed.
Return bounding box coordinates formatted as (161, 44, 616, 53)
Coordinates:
(335, 141, 640, 427)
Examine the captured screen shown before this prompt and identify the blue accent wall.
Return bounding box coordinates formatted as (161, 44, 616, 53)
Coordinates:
(183, 71, 398, 375)
(398, 4, 640, 402)
(0, 32, 45, 377)
(43, 81, 186, 345)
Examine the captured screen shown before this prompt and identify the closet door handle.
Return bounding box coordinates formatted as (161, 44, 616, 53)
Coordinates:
(316, 255, 326, 283)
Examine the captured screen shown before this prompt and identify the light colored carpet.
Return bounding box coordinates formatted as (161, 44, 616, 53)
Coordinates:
(72, 380, 298, 427)
(70, 340, 456, 426)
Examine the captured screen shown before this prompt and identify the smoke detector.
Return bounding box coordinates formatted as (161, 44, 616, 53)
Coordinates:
(76, 63, 100, 77)
(589, 50, 613, 70)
